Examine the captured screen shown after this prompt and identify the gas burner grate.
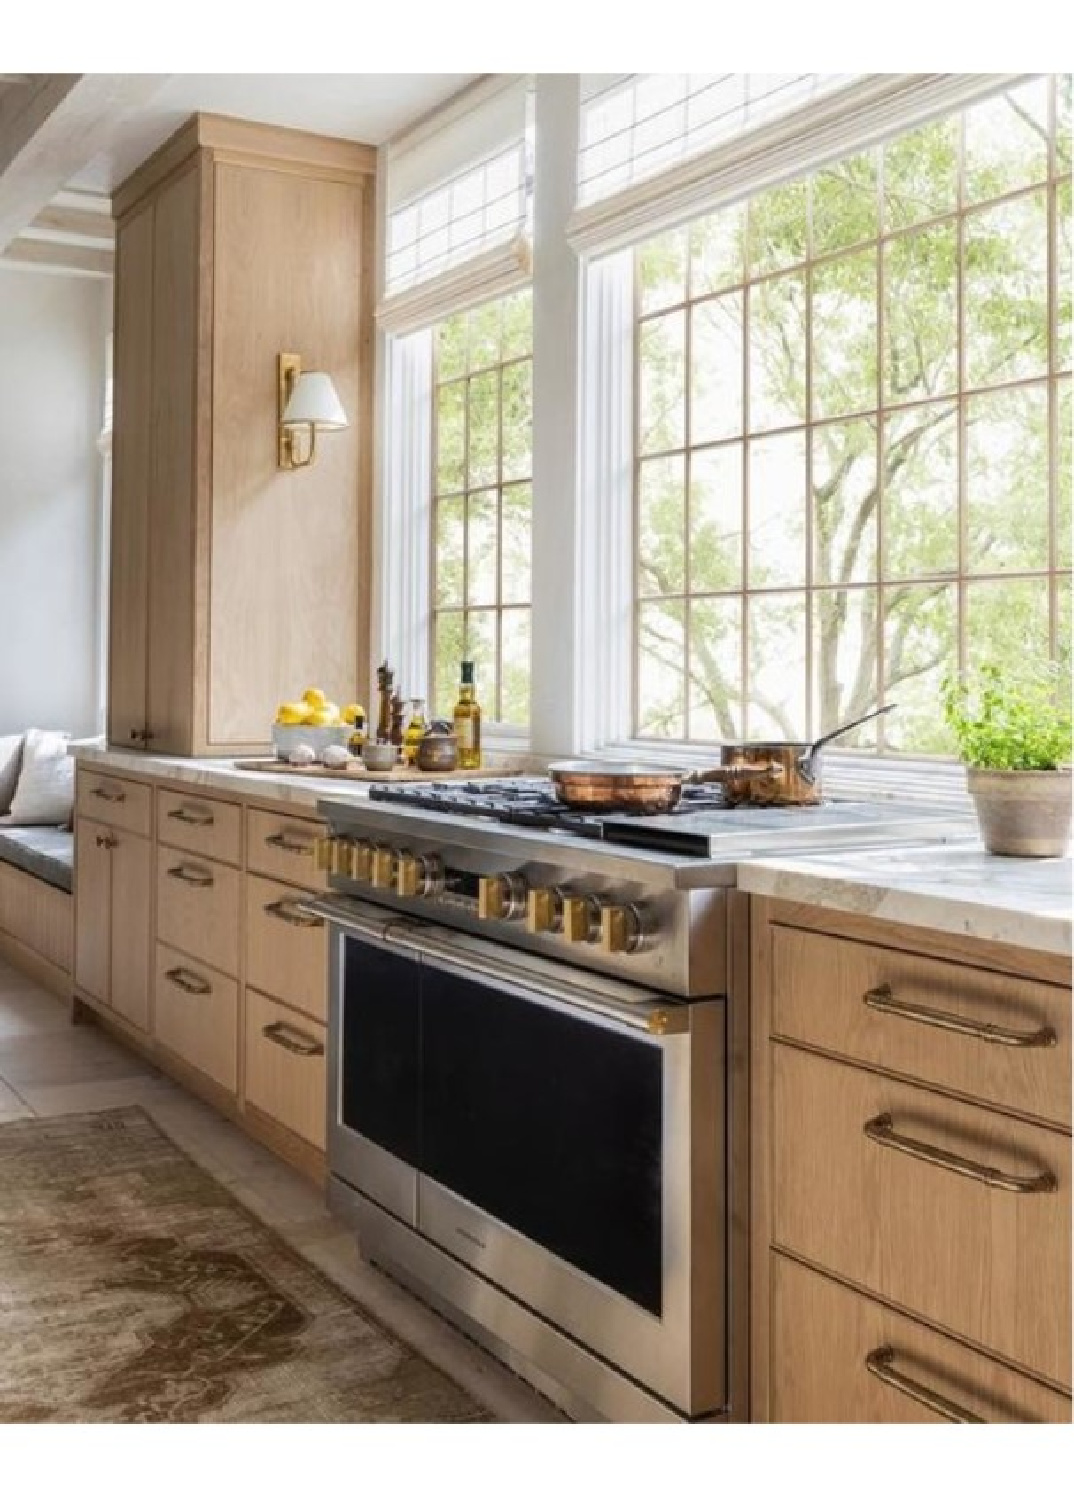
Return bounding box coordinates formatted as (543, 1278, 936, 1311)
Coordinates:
(368, 775, 732, 833)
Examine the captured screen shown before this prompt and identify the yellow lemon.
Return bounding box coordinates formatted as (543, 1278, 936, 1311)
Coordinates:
(275, 701, 307, 725)
(341, 702, 366, 725)
(306, 707, 340, 728)
(302, 686, 327, 708)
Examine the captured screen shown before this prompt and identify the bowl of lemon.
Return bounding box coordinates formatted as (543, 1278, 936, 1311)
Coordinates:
(272, 689, 364, 764)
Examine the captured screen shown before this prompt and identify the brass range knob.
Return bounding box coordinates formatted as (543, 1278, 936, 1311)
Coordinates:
(348, 840, 374, 881)
(601, 903, 642, 955)
(314, 834, 340, 873)
(478, 873, 527, 921)
(526, 887, 564, 934)
(562, 895, 601, 944)
(370, 846, 396, 889)
(396, 851, 444, 898)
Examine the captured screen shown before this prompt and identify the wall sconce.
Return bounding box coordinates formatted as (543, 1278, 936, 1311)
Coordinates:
(277, 353, 348, 470)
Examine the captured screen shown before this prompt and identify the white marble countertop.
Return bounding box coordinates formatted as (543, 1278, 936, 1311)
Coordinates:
(736, 842, 1073, 957)
(69, 744, 377, 811)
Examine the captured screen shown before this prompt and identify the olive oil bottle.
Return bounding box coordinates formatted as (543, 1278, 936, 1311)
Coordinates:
(452, 660, 482, 770)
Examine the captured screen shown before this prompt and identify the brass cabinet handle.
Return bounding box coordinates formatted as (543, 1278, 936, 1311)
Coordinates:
(164, 966, 212, 996)
(262, 1020, 324, 1056)
(95, 832, 118, 850)
(264, 897, 323, 929)
(128, 728, 155, 743)
(863, 1112, 1057, 1194)
(167, 805, 215, 827)
(266, 830, 316, 856)
(865, 1347, 985, 1424)
(166, 863, 214, 889)
(91, 785, 126, 804)
(863, 984, 1057, 1049)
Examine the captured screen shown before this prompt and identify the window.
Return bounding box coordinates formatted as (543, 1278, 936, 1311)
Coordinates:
(632, 76, 1072, 757)
(430, 289, 533, 725)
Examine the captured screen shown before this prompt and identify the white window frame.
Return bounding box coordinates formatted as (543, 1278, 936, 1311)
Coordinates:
(376, 72, 1057, 805)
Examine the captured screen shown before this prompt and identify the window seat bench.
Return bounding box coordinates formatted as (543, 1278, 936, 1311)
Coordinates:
(0, 825, 74, 997)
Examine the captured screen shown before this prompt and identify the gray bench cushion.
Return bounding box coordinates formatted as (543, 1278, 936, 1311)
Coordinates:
(0, 825, 74, 894)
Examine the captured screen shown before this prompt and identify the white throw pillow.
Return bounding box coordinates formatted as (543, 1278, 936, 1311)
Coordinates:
(0, 733, 23, 815)
(6, 728, 74, 826)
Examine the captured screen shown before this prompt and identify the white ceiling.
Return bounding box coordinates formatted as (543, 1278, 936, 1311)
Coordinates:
(67, 73, 480, 193)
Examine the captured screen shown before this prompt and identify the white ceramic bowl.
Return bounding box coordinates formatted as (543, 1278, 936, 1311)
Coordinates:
(272, 723, 349, 762)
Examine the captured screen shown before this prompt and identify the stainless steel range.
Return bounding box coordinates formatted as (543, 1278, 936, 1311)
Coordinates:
(309, 778, 970, 1423)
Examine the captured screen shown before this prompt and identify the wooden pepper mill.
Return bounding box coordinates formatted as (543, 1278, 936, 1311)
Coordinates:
(376, 661, 394, 743)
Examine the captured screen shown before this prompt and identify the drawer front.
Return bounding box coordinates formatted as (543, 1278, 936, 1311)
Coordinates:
(771, 925, 1071, 1129)
(771, 1252, 1071, 1423)
(76, 770, 152, 838)
(246, 807, 327, 889)
(155, 845, 240, 977)
(244, 988, 326, 1148)
(772, 1043, 1071, 1387)
(245, 874, 327, 1023)
(154, 942, 238, 1092)
(157, 788, 242, 866)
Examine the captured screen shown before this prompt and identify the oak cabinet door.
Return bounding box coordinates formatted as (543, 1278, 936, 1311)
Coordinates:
(74, 819, 112, 1005)
(110, 832, 152, 1033)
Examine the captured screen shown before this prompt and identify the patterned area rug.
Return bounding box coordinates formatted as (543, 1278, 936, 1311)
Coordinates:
(0, 1108, 489, 1423)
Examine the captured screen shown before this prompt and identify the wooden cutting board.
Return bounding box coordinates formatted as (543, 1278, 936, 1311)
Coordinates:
(232, 759, 524, 784)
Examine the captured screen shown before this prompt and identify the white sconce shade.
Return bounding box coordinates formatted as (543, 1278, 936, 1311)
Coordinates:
(281, 371, 348, 431)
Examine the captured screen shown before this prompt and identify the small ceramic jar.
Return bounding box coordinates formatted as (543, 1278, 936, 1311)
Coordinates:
(416, 723, 459, 772)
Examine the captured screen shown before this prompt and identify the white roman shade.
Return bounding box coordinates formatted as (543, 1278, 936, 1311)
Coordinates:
(379, 74, 533, 335)
(569, 72, 1030, 256)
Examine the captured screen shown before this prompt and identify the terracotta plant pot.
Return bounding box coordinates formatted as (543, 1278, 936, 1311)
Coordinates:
(966, 766, 1072, 857)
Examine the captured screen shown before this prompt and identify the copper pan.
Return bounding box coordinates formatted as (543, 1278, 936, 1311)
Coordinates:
(549, 706, 894, 814)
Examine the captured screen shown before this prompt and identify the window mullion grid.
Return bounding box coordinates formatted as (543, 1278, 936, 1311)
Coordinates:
(495, 308, 505, 721)
(631, 251, 642, 737)
(462, 323, 472, 691)
(804, 179, 816, 742)
(741, 216, 752, 738)
(955, 109, 968, 679)
(429, 336, 441, 710)
(1047, 76, 1059, 662)
(683, 263, 693, 740)
(874, 149, 887, 755)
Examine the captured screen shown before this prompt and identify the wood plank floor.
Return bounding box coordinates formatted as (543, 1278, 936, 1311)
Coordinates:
(0, 955, 561, 1424)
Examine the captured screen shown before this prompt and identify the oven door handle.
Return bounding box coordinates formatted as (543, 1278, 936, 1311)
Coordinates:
(396, 918, 687, 1038)
(304, 893, 689, 1036)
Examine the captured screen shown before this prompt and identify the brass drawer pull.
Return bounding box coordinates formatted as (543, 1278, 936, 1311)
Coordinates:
(164, 966, 212, 996)
(865, 1347, 985, 1424)
(91, 785, 126, 803)
(266, 831, 316, 856)
(264, 897, 323, 929)
(864, 984, 1057, 1049)
(166, 864, 214, 889)
(94, 832, 118, 850)
(863, 1112, 1057, 1194)
(168, 806, 215, 828)
(262, 1020, 324, 1057)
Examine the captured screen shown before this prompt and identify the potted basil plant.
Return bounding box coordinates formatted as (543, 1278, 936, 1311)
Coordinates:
(942, 662, 1072, 857)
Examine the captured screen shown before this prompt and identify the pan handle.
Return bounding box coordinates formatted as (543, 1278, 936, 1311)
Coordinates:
(685, 761, 785, 786)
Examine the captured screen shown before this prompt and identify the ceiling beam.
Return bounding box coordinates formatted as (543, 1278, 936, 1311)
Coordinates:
(22, 202, 115, 245)
(0, 73, 165, 251)
(1, 237, 113, 279)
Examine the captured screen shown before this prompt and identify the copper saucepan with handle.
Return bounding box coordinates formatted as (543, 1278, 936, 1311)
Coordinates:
(549, 706, 895, 814)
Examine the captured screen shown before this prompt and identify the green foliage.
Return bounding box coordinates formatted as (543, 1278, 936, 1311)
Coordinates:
(941, 662, 1072, 770)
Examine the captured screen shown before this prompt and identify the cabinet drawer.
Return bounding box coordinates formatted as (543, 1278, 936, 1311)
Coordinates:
(156, 845, 240, 976)
(771, 925, 1071, 1129)
(76, 771, 152, 838)
(244, 988, 326, 1149)
(157, 788, 241, 866)
(154, 942, 238, 1092)
(246, 807, 327, 889)
(245, 874, 326, 1023)
(771, 1252, 1070, 1423)
(772, 1043, 1071, 1387)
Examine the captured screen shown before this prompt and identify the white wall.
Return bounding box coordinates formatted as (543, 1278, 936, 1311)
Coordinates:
(0, 270, 109, 738)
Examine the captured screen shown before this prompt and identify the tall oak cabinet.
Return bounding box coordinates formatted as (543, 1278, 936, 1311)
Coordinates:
(109, 113, 375, 756)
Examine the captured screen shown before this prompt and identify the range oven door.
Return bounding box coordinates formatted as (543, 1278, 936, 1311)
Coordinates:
(323, 898, 726, 1418)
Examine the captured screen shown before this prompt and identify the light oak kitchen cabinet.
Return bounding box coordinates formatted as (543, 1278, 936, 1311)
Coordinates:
(750, 898, 1072, 1423)
(73, 771, 153, 1034)
(108, 113, 375, 756)
(72, 760, 330, 1182)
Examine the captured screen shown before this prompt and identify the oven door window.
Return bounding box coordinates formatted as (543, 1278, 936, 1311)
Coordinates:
(421, 965, 664, 1315)
(341, 937, 421, 1167)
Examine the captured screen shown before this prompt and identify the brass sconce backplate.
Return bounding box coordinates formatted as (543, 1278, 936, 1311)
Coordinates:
(277, 352, 302, 469)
